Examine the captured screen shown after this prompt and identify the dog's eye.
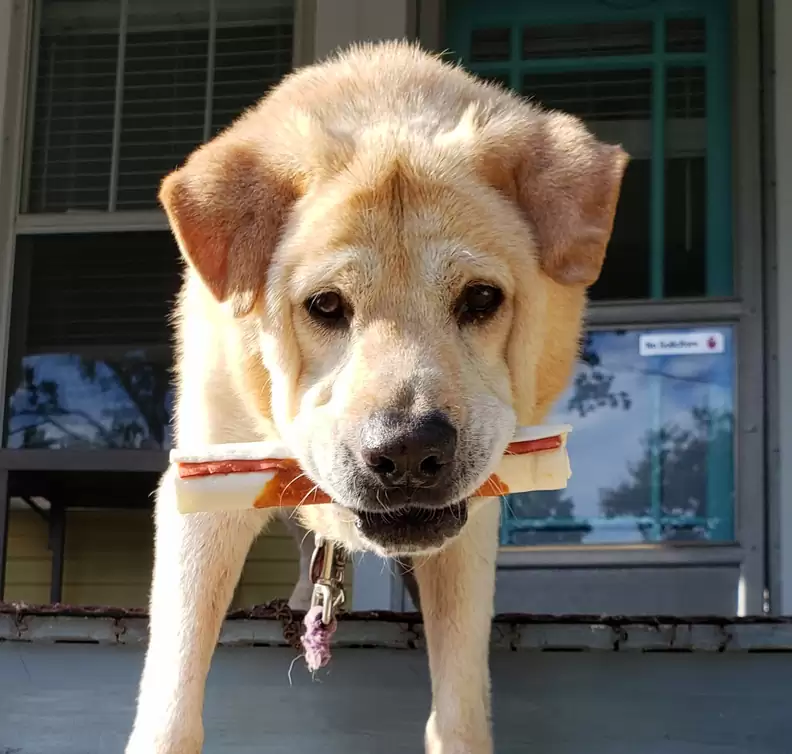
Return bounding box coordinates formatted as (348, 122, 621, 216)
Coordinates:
(458, 284, 503, 324)
(305, 291, 347, 325)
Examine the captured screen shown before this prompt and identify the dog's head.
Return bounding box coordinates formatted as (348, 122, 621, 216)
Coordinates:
(161, 44, 627, 556)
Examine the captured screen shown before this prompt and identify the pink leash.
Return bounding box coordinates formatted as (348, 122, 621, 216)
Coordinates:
(301, 539, 346, 672)
(301, 605, 337, 672)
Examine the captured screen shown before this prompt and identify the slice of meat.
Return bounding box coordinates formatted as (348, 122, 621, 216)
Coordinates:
(253, 462, 331, 508)
(474, 473, 510, 497)
(178, 458, 331, 508)
(505, 435, 562, 454)
(177, 458, 288, 479)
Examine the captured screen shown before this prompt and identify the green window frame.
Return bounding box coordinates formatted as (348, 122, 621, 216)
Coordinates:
(446, 0, 733, 299)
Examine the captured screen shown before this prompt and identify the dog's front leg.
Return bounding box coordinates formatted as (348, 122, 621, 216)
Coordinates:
(126, 467, 270, 754)
(414, 499, 500, 754)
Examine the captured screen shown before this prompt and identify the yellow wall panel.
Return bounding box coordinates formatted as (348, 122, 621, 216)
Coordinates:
(5, 510, 303, 608)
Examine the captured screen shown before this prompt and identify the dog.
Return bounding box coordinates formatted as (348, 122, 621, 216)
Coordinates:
(126, 41, 626, 753)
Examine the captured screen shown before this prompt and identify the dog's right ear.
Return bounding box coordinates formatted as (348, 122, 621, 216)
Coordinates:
(160, 139, 299, 317)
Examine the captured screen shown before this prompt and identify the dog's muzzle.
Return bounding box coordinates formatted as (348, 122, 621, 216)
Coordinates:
(346, 410, 468, 551)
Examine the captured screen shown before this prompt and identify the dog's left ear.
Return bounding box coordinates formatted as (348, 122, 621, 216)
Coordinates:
(160, 137, 300, 317)
(474, 109, 629, 287)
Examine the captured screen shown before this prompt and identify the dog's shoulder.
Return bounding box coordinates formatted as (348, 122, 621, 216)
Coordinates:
(172, 272, 274, 446)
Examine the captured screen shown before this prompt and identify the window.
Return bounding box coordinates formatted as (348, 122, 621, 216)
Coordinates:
(449, 0, 732, 300)
(502, 326, 735, 546)
(6, 0, 296, 452)
(5, 233, 179, 450)
(0, 0, 300, 609)
(446, 0, 738, 547)
(24, 0, 294, 213)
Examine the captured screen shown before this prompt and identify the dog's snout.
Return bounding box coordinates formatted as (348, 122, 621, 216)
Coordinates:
(359, 412, 457, 489)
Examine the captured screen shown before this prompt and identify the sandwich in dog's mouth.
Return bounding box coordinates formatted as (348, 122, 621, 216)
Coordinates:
(353, 500, 469, 551)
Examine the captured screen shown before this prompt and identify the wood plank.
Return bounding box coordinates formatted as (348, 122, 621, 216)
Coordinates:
(237, 561, 300, 585)
(2, 582, 50, 604)
(62, 584, 152, 608)
(1, 644, 790, 753)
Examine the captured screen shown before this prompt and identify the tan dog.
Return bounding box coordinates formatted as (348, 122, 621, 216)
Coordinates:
(126, 41, 626, 753)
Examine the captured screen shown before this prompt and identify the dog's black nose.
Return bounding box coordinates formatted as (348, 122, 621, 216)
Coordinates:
(359, 411, 457, 489)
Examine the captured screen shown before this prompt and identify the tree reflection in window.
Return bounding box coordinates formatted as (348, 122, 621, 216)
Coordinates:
(600, 407, 733, 542)
(568, 332, 632, 418)
(501, 328, 735, 546)
(6, 352, 173, 450)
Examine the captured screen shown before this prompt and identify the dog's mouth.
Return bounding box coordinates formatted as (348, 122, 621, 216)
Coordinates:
(353, 501, 469, 553)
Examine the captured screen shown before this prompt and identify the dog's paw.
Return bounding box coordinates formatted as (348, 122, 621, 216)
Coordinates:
(425, 737, 493, 754)
(425, 713, 493, 754)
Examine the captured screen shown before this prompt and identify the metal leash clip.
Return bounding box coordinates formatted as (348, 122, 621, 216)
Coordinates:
(309, 538, 347, 626)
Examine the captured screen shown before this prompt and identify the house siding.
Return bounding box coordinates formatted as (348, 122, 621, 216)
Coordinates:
(5, 510, 302, 608)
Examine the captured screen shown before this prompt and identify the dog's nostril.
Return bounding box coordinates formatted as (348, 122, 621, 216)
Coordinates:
(419, 455, 443, 478)
(368, 454, 397, 475)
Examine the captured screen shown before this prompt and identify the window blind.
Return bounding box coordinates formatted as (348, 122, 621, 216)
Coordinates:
(26, 0, 294, 214)
(22, 232, 181, 350)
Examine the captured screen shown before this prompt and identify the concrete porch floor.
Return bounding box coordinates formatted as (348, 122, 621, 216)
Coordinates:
(1, 639, 791, 754)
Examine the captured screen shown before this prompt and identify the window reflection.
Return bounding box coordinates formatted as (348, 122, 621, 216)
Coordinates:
(502, 327, 735, 546)
(5, 351, 173, 450)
